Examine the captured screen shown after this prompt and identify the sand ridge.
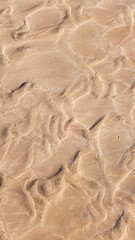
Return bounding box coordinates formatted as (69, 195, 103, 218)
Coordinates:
(0, 0, 135, 239)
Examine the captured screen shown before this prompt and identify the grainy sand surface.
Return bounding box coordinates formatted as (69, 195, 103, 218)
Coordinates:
(0, 0, 135, 239)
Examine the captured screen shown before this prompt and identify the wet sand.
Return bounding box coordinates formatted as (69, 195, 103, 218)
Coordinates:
(0, 0, 135, 239)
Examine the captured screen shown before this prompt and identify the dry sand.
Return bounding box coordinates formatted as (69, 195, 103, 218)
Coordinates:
(0, 0, 135, 239)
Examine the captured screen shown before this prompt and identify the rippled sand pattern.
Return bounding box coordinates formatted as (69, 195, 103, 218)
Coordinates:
(0, 0, 135, 239)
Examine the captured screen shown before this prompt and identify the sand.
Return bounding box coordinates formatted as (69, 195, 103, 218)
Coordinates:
(0, 0, 135, 239)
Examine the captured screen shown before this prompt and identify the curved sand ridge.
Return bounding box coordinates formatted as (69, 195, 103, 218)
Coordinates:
(0, 0, 135, 239)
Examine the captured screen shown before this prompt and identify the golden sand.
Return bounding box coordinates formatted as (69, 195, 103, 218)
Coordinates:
(0, 0, 135, 239)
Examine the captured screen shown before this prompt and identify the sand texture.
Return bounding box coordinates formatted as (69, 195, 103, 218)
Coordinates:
(0, 0, 135, 239)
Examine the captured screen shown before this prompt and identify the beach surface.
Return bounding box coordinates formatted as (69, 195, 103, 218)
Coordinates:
(0, 0, 135, 239)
